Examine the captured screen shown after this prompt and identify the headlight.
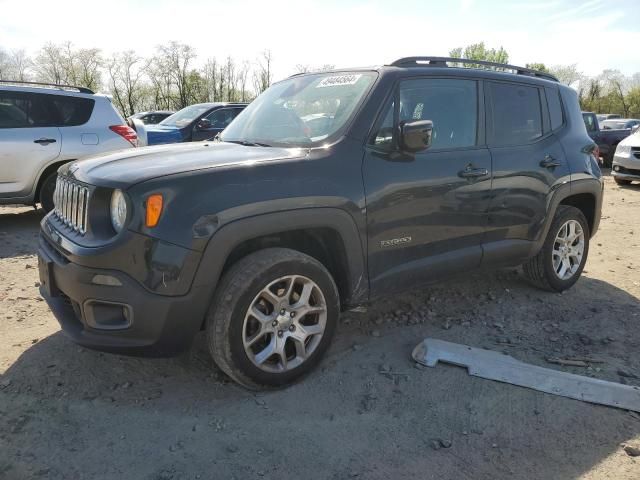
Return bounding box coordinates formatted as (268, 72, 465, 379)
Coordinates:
(110, 189, 127, 233)
(615, 144, 631, 157)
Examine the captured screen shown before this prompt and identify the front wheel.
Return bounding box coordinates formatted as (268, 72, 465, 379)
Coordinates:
(523, 206, 590, 292)
(38, 172, 57, 213)
(205, 248, 340, 389)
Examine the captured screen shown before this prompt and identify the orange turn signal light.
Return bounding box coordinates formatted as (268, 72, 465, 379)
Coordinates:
(145, 194, 163, 228)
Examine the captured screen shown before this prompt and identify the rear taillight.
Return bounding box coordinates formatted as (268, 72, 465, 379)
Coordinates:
(109, 125, 138, 147)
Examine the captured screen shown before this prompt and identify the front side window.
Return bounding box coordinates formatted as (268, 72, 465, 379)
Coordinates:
(488, 82, 543, 146)
(399, 78, 477, 150)
(161, 104, 213, 128)
(221, 72, 376, 147)
(204, 108, 237, 128)
(0, 91, 57, 128)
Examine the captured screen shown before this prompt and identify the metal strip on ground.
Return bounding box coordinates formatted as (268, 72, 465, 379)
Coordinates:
(412, 338, 640, 413)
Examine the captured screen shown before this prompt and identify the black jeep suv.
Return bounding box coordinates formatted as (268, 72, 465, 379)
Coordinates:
(38, 57, 603, 389)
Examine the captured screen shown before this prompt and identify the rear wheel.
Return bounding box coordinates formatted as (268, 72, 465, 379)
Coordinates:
(205, 248, 340, 389)
(38, 171, 57, 213)
(523, 206, 590, 292)
(614, 177, 632, 186)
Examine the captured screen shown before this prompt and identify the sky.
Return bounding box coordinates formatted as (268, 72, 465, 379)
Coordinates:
(1, 0, 638, 81)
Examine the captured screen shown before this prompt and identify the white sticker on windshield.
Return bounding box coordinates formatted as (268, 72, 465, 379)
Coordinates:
(316, 74, 362, 88)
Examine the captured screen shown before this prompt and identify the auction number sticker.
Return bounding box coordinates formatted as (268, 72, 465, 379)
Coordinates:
(316, 74, 362, 88)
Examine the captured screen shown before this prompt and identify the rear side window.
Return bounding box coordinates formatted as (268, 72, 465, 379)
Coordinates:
(52, 95, 94, 126)
(545, 87, 564, 131)
(487, 82, 543, 146)
(582, 113, 597, 132)
(0, 91, 94, 128)
(399, 78, 477, 150)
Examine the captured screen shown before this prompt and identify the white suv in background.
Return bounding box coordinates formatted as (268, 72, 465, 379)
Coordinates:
(0, 81, 137, 212)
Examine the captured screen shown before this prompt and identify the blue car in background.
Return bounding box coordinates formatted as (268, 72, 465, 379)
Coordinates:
(143, 102, 248, 146)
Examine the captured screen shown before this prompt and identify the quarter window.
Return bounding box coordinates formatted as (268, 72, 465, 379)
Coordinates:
(545, 87, 564, 131)
(488, 82, 543, 146)
(399, 78, 477, 150)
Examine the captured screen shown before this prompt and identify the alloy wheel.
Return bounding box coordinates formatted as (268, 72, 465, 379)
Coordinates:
(552, 220, 585, 280)
(242, 275, 327, 373)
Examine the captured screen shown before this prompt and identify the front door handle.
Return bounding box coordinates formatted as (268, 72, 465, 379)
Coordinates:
(540, 155, 561, 168)
(34, 138, 57, 145)
(458, 165, 489, 178)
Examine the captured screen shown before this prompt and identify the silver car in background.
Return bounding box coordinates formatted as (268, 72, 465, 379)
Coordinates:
(612, 130, 640, 186)
(0, 81, 137, 212)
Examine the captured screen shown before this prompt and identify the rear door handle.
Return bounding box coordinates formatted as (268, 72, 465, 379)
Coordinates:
(34, 138, 57, 145)
(458, 166, 489, 178)
(540, 155, 561, 168)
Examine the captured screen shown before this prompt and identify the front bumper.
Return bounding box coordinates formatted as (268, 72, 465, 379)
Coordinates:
(38, 233, 211, 356)
(612, 154, 640, 181)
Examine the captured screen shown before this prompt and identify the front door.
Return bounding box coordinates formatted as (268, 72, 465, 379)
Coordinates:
(0, 90, 61, 198)
(363, 77, 492, 296)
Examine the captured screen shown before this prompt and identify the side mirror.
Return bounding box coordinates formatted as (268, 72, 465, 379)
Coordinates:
(632, 124, 640, 134)
(399, 120, 433, 153)
(196, 118, 211, 130)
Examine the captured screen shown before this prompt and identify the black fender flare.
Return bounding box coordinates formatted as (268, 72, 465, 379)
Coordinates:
(191, 208, 369, 306)
(531, 177, 602, 255)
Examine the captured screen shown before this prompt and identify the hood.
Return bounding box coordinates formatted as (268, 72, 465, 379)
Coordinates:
(144, 124, 184, 146)
(619, 130, 640, 147)
(61, 142, 308, 188)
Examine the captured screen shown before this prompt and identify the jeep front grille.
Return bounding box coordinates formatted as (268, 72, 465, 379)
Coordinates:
(53, 176, 90, 234)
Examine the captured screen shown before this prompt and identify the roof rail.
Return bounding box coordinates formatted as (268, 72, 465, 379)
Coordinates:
(0, 80, 95, 94)
(389, 56, 558, 82)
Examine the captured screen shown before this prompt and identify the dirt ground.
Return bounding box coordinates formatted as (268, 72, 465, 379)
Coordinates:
(1, 171, 639, 480)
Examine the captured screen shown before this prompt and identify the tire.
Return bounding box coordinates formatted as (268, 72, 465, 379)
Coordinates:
(205, 248, 340, 390)
(603, 151, 614, 168)
(523, 205, 590, 292)
(39, 171, 57, 213)
(614, 177, 632, 186)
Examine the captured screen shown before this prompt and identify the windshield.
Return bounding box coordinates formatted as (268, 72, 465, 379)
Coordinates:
(160, 104, 212, 128)
(602, 120, 629, 130)
(221, 72, 376, 147)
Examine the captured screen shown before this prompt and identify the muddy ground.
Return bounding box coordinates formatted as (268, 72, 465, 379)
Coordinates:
(1, 171, 639, 480)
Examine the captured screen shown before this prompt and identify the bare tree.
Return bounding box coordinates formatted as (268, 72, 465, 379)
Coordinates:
(33, 42, 102, 89)
(202, 57, 220, 102)
(107, 51, 146, 116)
(0, 48, 12, 79)
(253, 49, 273, 94)
(238, 61, 251, 102)
(34, 43, 66, 84)
(601, 70, 631, 117)
(154, 42, 198, 109)
(549, 64, 582, 87)
(75, 48, 103, 91)
(10, 49, 32, 81)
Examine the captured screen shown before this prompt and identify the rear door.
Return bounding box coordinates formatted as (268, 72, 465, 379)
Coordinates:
(482, 81, 569, 264)
(0, 90, 61, 199)
(363, 77, 492, 295)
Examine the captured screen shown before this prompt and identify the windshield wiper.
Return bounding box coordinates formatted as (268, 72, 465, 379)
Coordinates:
(224, 139, 272, 147)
